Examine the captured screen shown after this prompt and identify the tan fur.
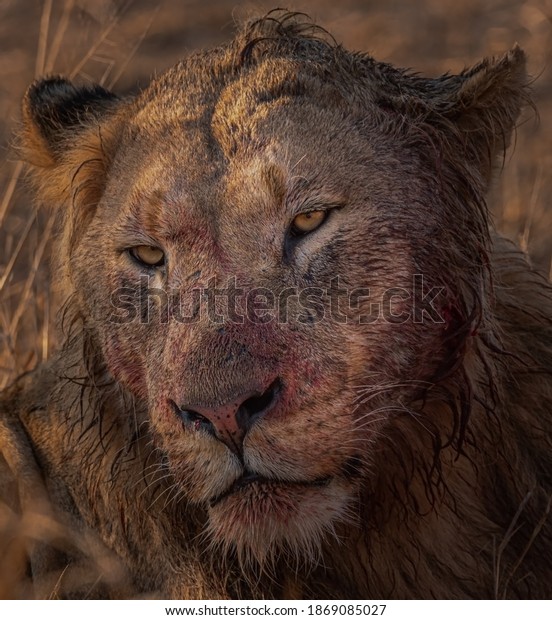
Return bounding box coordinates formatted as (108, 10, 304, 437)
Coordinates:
(1, 11, 551, 598)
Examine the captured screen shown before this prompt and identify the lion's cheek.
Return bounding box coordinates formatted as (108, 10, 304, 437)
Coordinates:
(166, 442, 243, 504)
(102, 332, 148, 398)
(245, 427, 351, 481)
(170, 451, 241, 504)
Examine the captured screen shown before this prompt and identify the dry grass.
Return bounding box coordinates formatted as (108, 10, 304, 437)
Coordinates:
(0, 0, 550, 599)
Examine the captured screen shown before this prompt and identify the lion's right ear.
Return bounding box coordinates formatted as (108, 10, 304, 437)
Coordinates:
(21, 76, 119, 168)
(20, 76, 121, 237)
(20, 77, 121, 251)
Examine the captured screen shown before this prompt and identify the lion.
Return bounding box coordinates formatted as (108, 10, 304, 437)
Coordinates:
(1, 10, 551, 599)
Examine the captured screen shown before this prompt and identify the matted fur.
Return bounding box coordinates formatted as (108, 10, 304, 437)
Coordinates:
(1, 11, 551, 598)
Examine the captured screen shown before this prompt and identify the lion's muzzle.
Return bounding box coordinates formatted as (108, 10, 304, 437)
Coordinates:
(170, 376, 282, 455)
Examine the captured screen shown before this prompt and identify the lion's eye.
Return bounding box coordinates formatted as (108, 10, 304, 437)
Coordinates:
(129, 245, 165, 268)
(290, 210, 328, 236)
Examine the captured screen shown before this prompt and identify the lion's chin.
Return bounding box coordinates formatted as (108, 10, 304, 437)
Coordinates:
(206, 474, 351, 565)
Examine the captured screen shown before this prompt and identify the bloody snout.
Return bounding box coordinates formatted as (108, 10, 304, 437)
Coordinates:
(172, 377, 282, 455)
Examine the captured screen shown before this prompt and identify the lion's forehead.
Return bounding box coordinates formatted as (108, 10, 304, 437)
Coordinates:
(132, 50, 353, 120)
(107, 114, 372, 249)
(100, 52, 425, 278)
(110, 50, 396, 241)
(127, 49, 371, 162)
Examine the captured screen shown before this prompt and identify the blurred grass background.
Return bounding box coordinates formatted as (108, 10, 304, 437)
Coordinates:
(0, 0, 550, 599)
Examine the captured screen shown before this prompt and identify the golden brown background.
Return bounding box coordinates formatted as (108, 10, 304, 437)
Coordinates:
(0, 0, 551, 386)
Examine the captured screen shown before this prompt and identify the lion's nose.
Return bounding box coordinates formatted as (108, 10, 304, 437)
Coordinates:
(172, 378, 282, 455)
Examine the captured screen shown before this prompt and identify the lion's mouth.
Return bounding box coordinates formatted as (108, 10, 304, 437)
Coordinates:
(209, 471, 331, 507)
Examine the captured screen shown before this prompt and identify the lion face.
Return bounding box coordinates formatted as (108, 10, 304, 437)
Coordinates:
(75, 99, 427, 563)
(20, 18, 527, 565)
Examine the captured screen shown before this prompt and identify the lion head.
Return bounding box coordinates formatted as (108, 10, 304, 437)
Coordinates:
(19, 12, 530, 570)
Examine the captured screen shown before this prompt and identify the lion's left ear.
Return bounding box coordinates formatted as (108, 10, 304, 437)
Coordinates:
(386, 46, 529, 183)
(433, 46, 528, 180)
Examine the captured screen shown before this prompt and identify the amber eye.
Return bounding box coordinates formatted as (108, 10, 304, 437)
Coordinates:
(290, 210, 328, 236)
(130, 245, 165, 268)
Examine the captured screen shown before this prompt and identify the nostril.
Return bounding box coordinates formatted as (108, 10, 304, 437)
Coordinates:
(168, 377, 282, 452)
(239, 378, 282, 421)
(170, 400, 215, 434)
